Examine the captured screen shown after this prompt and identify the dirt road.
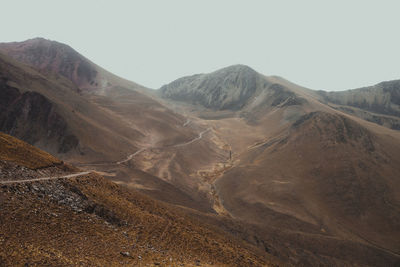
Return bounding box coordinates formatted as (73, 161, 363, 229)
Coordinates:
(117, 127, 212, 164)
(0, 171, 91, 184)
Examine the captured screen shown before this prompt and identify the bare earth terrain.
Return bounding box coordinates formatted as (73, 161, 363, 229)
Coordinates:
(0, 133, 279, 266)
(1, 38, 400, 266)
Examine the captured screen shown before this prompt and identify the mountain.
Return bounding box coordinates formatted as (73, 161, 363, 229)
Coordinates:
(158, 65, 400, 265)
(0, 132, 65, 169)
(0, 77, 78, 154)
(0, 38, 201, 157)
(161, 65, 264, 110)
(160, 65, 400, 130)
(0, 37, 145, 95)
(0, 52, 142, 160)
(317, 80, 400, 130)
(2, 38, 400, 266)
(160, 65, 311, 122)
(216, 111, 400, 264)
(0, 39, 227, 213)
(0, 132, 278, 266)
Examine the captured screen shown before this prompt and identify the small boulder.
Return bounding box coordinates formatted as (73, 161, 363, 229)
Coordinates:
(120, 251, 132, 258)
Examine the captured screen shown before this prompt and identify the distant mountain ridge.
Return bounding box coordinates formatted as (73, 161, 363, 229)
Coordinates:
(0, 38, 98, 92)
(160, 64, 308, 123)
(0, 37, 146, 95)
(316, 80, 400, 130)
(319, 80, 400, 116)
(161, 65, 263, 110)
(161, 64, 400, 130)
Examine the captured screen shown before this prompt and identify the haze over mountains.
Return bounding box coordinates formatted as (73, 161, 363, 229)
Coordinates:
(1, 38, 400, 266)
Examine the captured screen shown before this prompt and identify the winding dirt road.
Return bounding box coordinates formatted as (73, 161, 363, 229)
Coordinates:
(183, 119, 191, 127)
(117, 127, 212, 164)
(174, 128, 211, 147)
(0, 171, 91, 184)
(0, 127, 212, 184)
(116, 148, 146, 165)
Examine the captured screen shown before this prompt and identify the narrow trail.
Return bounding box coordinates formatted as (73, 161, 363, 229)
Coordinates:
(0, 126, 212, 184)
(183, 119, 191, 127)
(174, 128, 211, 147)
(116, 127, 212, 164)
(116, 148, 146, 165)
(0, 171, 91, 185)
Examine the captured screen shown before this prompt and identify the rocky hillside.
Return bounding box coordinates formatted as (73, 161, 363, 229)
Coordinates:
(0, 52, 145, 160)
(2, 37, 400, 266)
(161, 65, 262, 110)
(215, 111, 400, 266)
(161, 65, 400, 130)
(160, 65, 307, 119)
(0, 38, 148, 95)
(0, 79, 78, 154)
(159, 61, 400, 264)
(0, 39, 232, 217)
(0, 38, 98, 92)
(318, 80, 400, 130)
(1, 175, 277, 266)
(0, 133, 278, 266)
(0, 43, 200, 165)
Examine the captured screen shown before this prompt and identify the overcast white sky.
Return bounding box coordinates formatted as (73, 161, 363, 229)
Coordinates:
(1, 0, 399, 91)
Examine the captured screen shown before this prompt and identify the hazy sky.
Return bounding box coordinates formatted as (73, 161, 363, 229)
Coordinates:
(1, 1, 399, 91)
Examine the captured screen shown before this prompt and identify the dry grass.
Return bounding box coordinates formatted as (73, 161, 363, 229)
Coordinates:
(0, 132, 61, 169)
(0, 174, 276, 266)
(0, 133, 276, 266)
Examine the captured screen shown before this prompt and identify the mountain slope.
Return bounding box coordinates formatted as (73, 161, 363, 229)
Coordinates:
(3, 38, 400, 266)
(157, 65, 400, 265)
(0, 37, 146, 95)
(0, 133, 278, 266)
(0, 52, 143, 161)
(161, 65, 263, 110)
(317, 80, 400, 130)
(0, 78, 79, 154)
(0, 132, 62, 169)
(215, 111, 400, 265)
(0, 39, 228, 213)
(0, 39, 205, 160)
(159, 65, 309, 122)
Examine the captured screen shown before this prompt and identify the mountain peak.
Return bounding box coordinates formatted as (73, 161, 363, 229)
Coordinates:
(160, 64, 307, 113)
(214, 64, 257, 74)
(209, 64, 259, 82)
(2, 37, 72, 52)
(160, 64, 263, 110)
(0, 38, 98, 90)
(25, 37, 54, 44)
